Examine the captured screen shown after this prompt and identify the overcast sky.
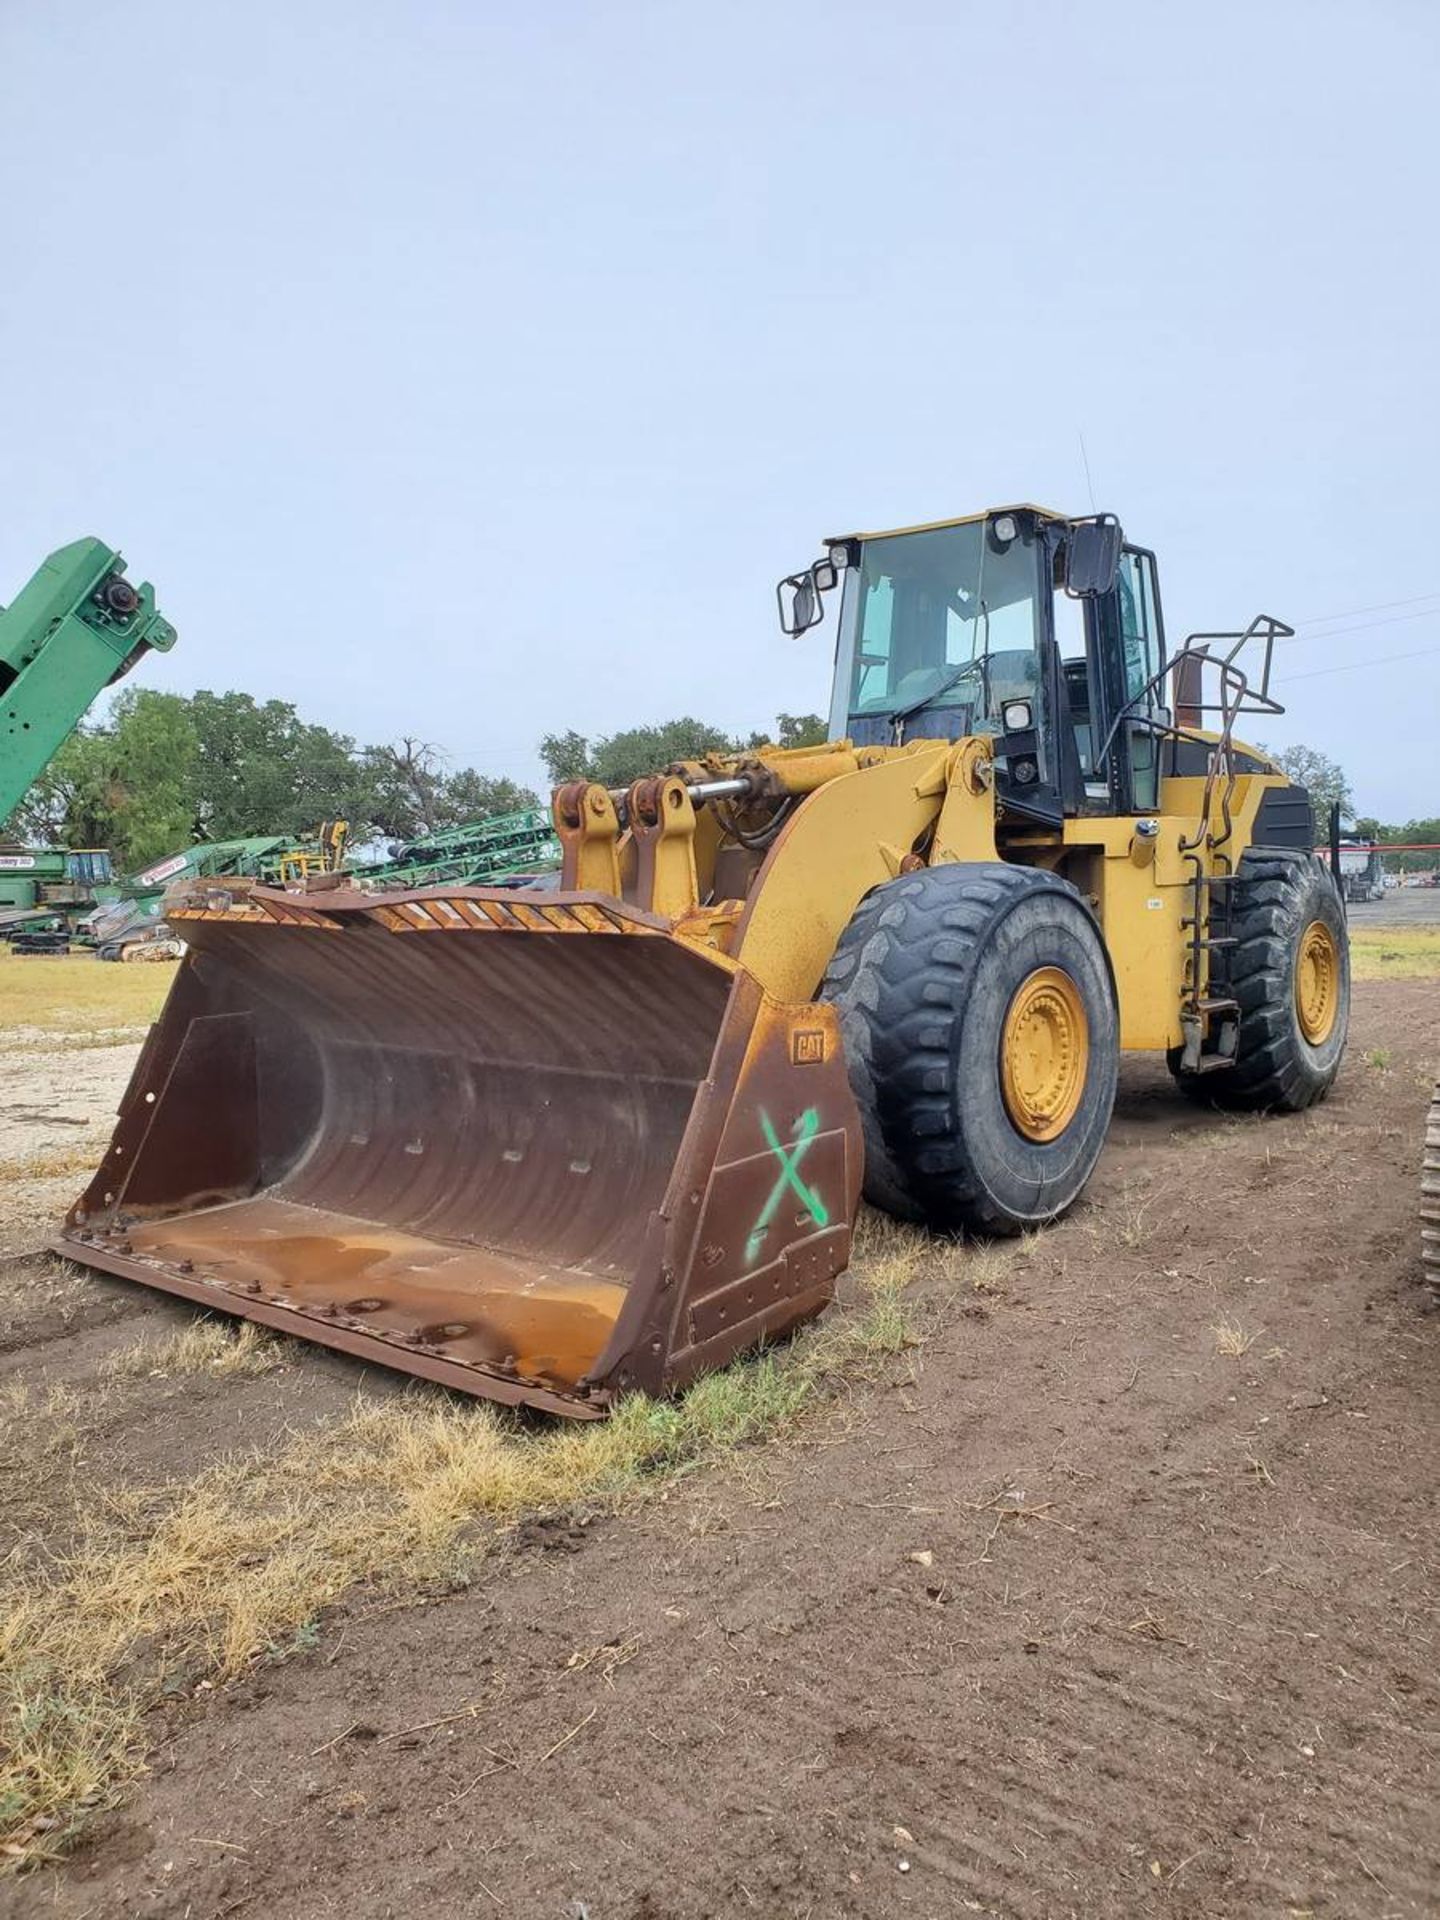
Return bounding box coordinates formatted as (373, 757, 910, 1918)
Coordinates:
(3, 1, 1437, 820)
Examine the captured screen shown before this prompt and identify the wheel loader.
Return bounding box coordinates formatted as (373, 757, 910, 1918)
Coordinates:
(58, 505, 1350, 1417)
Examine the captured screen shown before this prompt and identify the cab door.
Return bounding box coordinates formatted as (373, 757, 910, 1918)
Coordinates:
(1090, 548, 1166, 814)
(1117, 549, 1166, 810)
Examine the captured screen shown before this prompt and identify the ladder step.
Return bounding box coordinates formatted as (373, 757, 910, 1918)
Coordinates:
(1193, 1052, 1238, 1073)
(1191, 995, 1239, 1015)
(1195, 936, 1238, 950)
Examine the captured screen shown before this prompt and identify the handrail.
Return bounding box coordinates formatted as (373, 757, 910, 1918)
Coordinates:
(1092, 614, 1293, 853)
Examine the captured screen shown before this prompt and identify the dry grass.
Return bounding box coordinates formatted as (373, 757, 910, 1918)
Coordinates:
(1211, 1315, 1262, 1358)
(0, 1144, 103, 1187)
(100, 1321, 284, 1381)
(0, 1257, 89, 1315)
(0, 1029, 151, 1056)
(0, 950, 169, 1038)
(1114, 1185, 1154, 1250)
(1348, 925, 1440, 981)
(967, 1237, 1026, 1295)
(0, 1380, 100, 1470)
(0, 1235, 924, 1866)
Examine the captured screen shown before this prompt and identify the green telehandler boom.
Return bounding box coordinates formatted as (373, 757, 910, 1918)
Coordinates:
(0, 538, 176, 827)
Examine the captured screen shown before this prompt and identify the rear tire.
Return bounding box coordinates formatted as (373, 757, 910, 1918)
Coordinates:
(827, 864, 1119, 1235)
(1171, 848, 1348, 1111)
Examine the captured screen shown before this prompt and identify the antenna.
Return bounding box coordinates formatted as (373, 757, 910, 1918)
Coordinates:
(1077, 431, 1097, 513)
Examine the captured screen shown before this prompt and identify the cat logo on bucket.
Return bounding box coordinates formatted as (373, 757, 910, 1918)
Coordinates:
(791, 1028, 825, 1066)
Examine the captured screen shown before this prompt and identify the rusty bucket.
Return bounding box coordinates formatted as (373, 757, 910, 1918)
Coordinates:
(57, 885, 862, 1417)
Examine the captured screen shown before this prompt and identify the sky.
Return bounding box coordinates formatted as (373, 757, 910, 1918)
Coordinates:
(2, 0, 1437, 822)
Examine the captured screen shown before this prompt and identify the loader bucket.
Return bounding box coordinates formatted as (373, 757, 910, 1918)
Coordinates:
(57, 886, 862, 1417)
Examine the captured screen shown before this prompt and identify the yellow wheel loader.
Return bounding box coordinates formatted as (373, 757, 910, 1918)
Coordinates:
(59, 506, 1350, 1417)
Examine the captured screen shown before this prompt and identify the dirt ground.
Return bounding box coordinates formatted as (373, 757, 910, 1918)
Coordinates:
(0, 957, 164, 1262)
(0, 1046, 140, 1261)
(2, 970, 1438, 1919)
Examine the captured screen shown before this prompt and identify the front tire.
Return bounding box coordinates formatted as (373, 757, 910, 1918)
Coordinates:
(820, 886, 925, 1222)
(826, 864, 1119, 1236)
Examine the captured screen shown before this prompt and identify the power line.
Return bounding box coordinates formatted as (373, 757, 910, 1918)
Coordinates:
(1293, 590, 1440, 625)
(1283, 642, 1440, 683)
(1275, 605, 1439, 648)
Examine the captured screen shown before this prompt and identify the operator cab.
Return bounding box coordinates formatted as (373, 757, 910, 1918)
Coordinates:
(780, 506, 1169, 822)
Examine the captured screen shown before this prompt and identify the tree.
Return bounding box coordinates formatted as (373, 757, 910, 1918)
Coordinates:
(361, 737, 450, 839)
(588, 718, 737, 788)
(746, 712, 829, 750)
(1372, 816, 1440, 873)
(1257, 742, 1354, 825)
(362, 740, 537, 840)
(540, 718, 737, 789)
(189, 691, 370, 842)
(106, 689, 201, 867)
(6, 727, 114, 848)
(13, 690, 832, 873)
(537, 729, 594, 788)
(437, 768, 536, 828)
(538, 712, 831, 789)
(9, 692, 199, 869)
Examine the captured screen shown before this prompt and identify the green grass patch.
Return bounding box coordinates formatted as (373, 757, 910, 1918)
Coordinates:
(1349, 925, 1440, 981)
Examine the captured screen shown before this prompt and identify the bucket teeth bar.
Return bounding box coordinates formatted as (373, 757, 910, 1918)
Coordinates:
(57, 884, 863, 1418)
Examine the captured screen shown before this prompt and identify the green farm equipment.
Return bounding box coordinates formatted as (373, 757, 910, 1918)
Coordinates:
(84, 830, 352, 960)
(1, 538, 176, 828)
(350, 809, 561, 890)
(0, 847, 119, 941)
(1, 537, 175, 944)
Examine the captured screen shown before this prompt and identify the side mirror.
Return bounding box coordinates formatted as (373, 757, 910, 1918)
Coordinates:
(1065, 515, 1123, 597)
(776, 559, 836, 636)
(778, 573, 818, 635)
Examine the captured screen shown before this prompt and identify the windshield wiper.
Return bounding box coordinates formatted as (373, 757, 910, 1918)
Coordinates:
(888, 661, 983, 731)
(888, 602, 991, 734)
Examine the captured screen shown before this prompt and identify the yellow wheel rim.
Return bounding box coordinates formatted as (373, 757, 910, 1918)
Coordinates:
(1295, 919, 1340, 1044)
(1000, 966, 1089, 1143)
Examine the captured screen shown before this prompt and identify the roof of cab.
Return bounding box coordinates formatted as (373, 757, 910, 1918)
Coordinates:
(825, 503, 1071, 543)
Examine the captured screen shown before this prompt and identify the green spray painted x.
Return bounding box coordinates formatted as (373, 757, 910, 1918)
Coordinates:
(744, 1108, 829, 1267)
